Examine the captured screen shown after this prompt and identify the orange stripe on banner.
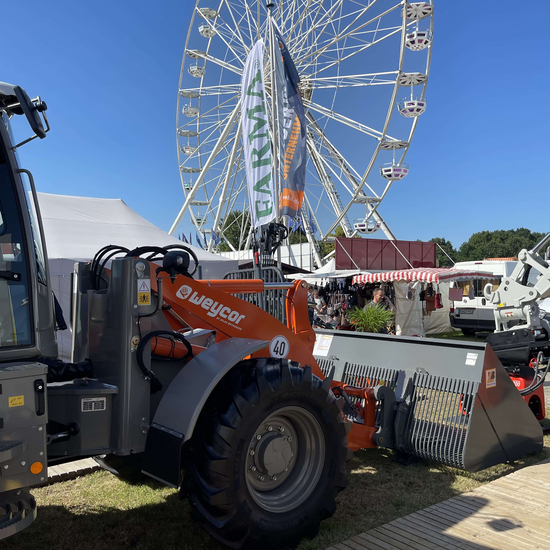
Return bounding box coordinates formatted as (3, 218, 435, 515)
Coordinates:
(280, 190, 304, 210)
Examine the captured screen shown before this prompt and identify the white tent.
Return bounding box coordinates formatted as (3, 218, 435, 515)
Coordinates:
(38, 193, 238, 360)
(286, 258, 365, 284)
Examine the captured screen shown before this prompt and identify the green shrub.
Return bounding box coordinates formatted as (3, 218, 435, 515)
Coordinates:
(346, 304, 394, 333)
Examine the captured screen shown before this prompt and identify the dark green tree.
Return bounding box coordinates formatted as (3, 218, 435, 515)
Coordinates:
(219, 210, 251, 252)
(429, 237, 457, 267)
(457, 228, 545, 261)
(288, 228, 307, 245)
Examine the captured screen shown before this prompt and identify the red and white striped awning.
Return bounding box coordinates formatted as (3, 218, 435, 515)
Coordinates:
(352, 268, 498, 285)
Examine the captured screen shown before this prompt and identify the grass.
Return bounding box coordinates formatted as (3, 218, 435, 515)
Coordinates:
(4, 431, 548, 550)
(426, 330, 486, 342)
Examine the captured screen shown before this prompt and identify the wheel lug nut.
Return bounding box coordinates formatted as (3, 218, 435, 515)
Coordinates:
(266, 425, 273, 431)
(278, 426, 285, 433)
(250, 450, 255, 456)
(290, 452, 294, 457)
(256, 434, 262, 440)
(250, 465, 257, 472)
(258, 475, 265, 481)
(287, 436, 292, 442)
(271, 475, 277, 481)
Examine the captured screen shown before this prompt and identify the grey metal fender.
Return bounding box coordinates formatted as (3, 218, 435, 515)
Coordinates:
(141, 337, 268, 487)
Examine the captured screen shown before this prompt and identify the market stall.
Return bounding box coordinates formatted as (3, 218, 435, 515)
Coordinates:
(352, 268, 497, 336)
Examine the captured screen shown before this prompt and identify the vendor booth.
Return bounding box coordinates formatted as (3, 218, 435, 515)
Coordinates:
(352, 268, 497, 337)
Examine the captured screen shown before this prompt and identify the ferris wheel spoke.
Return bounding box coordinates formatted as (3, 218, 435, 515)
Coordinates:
(240, 0, 263, 44)
(305, 111, 379, 200)
(180, 84, 240, 97)
(306, 71, 398, 90)
(306, 138, 354, 238)
(217, 0, 253, 56)
(291, 0, 370, 62)
(209, 120, 243, 250)
(278, 0, 304, 35)
(189, 49, 243, 76)
(201, 16, 248, 65)
(303, 99, 396, 141)
(172, 102, 240, 233)
(290, 0, 389, 66)
(298, 24, 402, 77)
(178, 92, 238, 136)
(289, 0, 346, 63)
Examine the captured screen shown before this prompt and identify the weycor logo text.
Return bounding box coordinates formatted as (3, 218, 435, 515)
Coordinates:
(176, 285, 245, 328)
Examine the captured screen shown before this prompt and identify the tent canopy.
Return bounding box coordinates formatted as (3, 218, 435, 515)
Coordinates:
(353, 267, 499, 285)
(286, 258, 365, 282)
(38, 192, 237, 278)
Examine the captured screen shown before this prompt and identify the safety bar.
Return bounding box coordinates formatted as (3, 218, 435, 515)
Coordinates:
(200, 279, 294, 293)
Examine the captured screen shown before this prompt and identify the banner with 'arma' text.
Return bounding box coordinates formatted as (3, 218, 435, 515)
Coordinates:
(241, 40, 276, 228)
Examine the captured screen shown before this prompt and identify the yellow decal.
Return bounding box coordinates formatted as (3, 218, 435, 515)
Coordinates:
(9, 395, 24, 407)
(486, 369, 497, 389)
(137, 279, 151, 306)
(138, 292, 151, 306)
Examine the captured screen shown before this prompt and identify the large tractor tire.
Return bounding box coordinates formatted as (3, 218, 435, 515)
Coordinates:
(184, 358, 351, 549)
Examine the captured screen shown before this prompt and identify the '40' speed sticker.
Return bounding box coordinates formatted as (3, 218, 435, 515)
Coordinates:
(269, 336, 289, 359)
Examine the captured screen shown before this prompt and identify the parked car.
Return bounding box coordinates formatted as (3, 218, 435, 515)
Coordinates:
(450, 261, 515, 335)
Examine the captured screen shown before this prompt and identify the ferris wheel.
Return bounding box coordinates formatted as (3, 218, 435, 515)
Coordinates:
(172, 0, 434, 264)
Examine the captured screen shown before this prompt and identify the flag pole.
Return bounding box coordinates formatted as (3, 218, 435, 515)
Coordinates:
(267, 2, 283, 272)
(267, 2, 280, 221)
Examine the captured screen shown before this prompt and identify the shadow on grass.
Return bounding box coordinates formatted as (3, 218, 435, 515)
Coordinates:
(3, 442, 549, 550)
(1, 487, 223, 550)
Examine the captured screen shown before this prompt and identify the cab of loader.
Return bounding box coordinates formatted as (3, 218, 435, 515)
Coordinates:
(0, 82, 57, 539)
(0, 82, 57, 363)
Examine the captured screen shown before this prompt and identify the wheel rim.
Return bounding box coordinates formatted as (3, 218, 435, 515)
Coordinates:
(244, 405, 325, 513)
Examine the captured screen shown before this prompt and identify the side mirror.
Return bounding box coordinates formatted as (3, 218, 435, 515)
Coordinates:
(14, 86, 48, 139)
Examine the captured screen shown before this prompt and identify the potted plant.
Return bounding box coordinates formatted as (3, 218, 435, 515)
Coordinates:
(346, 304, 395, 333)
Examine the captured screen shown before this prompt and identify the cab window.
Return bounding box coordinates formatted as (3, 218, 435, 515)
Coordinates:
(0, 147, 33, 347)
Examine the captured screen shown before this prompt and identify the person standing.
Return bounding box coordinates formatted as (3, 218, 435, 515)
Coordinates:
(366, 287, 396, 313)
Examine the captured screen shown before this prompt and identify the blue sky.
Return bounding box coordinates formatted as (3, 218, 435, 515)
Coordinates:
(4, 0, 549, 250)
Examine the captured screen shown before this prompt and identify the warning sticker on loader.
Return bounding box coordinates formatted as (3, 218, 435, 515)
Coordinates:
(313, 334, 333, 357)
(465, 352, 478, 366)
(137, 279, 151, 306)
(9, 395, 24, 407)
(486, 368, 497, 389)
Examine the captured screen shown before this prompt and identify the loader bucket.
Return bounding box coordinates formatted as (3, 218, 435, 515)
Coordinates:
(313, 330, 543, 472)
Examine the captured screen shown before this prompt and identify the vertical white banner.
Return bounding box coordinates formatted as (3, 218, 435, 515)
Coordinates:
(241, 40, 276, 228)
